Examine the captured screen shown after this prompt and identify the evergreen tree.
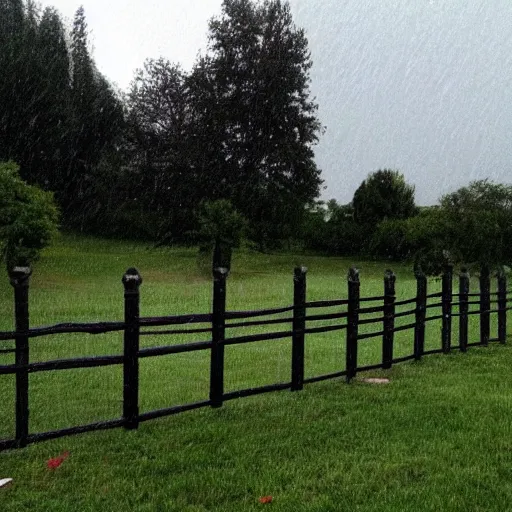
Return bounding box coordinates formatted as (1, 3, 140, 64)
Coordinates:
(0, 0, 64, 188)
(66, 6, 124, 226)
(0, 0, 32, 165)
(31, 6, 72, 190)
(0, 1, 123, 232)
(65, 5, 96, 211)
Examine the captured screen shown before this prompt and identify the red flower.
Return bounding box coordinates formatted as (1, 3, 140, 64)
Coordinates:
(259, 496, 273, 504)
(46, 451, 70, 470)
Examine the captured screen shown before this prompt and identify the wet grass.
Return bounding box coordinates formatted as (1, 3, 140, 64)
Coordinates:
(0, 233, 510, 511)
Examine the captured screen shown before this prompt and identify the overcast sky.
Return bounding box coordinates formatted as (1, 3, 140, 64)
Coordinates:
(41, 0, 512, 205)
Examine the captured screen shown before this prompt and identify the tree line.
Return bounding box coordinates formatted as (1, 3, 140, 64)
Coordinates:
(303, 169, 512, 274)
(1, 0, 322, 248)
(1, 0, 511, 274)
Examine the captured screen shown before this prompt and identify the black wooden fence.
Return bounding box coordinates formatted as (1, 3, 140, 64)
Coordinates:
(0, 264, 510, 451)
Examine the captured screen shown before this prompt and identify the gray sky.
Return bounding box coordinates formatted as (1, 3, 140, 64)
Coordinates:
(41, 0, 512, 205)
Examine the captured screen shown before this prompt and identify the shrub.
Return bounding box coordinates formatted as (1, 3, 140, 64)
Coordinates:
(0, 161, 59, 271)
(370, 218, 411, 261)
(196, 199, 247, 271)
(438, 180, 512, 270)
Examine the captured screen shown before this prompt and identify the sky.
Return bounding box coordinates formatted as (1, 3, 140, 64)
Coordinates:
(40, 0, 512, 205)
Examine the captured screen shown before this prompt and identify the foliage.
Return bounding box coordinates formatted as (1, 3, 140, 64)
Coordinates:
(302, 199, 371, 256)
(0, 1, 124, 230)
(198, 200, 247, 247)
(124, 58, 196, 241)
(196, 200, 247, 271)
(66, 6, 125, 226)
(35, 6, 72, 188)
(1, 0, 321, 247)
(367, 207, 453, 274)
(188, 0, 323, 248)
(352, 169, 418, 227)
(0, 161, 59, 270)
(370, 181, 512, 275)
(436, 180, 512, 271)
(369, 218, 411, 261)
(301, 201, 329, 251)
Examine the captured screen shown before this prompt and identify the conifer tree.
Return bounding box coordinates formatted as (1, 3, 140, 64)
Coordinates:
(65, 6, 124, 225)
(29, 6, 72, 190)
(0, 0, 29, 163)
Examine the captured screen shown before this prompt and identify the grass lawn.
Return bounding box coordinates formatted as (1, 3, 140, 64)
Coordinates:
(0, 234, 510, 511)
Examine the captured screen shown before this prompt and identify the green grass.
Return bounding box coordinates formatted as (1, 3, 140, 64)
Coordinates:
(0, 234, 510, 511)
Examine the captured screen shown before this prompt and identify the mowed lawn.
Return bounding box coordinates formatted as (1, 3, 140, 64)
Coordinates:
(0, 234, 511, 511)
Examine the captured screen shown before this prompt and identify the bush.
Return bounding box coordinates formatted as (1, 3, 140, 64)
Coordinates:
(327, 219, 371, 256)
(403, 182, 512, 275)
(196, 199, 247, 271)
(370, 219, 411, 261)
(352, 169, 418, 227)
(438, 180, 512, 269)
(302, 200, 370, 256)
(369, 209, 453, 273)
(0, 161, 59, 271)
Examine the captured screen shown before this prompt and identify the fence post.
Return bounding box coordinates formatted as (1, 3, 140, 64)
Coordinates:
(382, 270, 396, 369)
(497, 267, 507, 344)
(459, 268, 470, 353)
(346, 267, 360, 383)
(210, 267, 228, 408)
(122, 268, 142, 430)
(441, 264, 453, 354)
(9, 266, 32, 448)
(291, 266, 307, 391)
(480, 265, 491, 346)
(414, 267, 427, 360)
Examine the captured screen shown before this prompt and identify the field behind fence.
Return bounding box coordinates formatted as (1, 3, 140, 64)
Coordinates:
(0, 262, 510, 451)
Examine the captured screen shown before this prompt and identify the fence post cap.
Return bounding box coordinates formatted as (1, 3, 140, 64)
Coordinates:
(9, 266, 32, 286)
(413, 262, 425, 278)
(384, 269, 396, 280)
(348, 266, 359, 282)
(122, 268, 142, 290)
(460, 267, 470, 277)
(213, 267, 229, 279)
(294, 266, 308, 278)
(443, 263, 454, 273)
(384, 269, 396, 296)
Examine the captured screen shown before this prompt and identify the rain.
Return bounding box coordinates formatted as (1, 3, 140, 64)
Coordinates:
(291, 0, 512, 204)
(39, 0, 512, 205)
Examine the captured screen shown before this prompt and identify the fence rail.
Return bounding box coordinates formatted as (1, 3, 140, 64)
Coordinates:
(0, 263, 509, 450)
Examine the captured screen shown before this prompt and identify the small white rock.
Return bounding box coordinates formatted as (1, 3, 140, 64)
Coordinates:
(360, 377, 390, 384)
(0, 478, 13, 488)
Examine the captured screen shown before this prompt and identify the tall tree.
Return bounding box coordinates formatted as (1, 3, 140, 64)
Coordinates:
(125, 58, 196, 240)
(30, 6, 72, 190)
(190, 0, 323, 248)
(65, 5, 124, 227)
(0, 2, 124, 232)
(65, 5, 96, 211)
(0, 0, 34, 167)
(0, 0, 67, 188)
